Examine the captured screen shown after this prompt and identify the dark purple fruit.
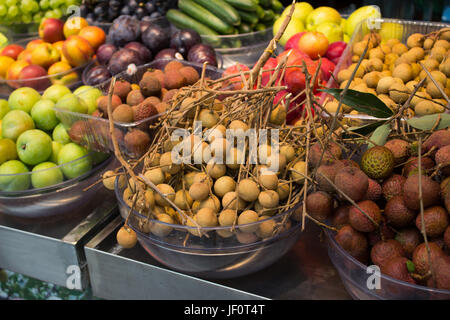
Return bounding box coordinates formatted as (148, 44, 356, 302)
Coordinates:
(141, 23, 171, 55)
(154, 48, 183, 61)
(124, 42, 153, 63)
(96, 43, 118, 65)
(108, 48, 144, 75)
(140, 20, 151, 34)
(108, 15, 141, 47)
(170, 29, 202, 58)
(187, 43, 217, 67)
(85, 65, 112, 86)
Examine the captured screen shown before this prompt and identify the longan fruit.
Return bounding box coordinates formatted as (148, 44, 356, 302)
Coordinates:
(144, 190, 155, 209)
(353, 41, 369, 57)
(189, 182, 210, 201)
(392, 63, 414, 83)
(423, 37, 435, 50)
(145, 153, 161, 168)
(216, 229, 234, 238)
(369, 47, 385, 60)
(218, 209, 237, 226)
(430, 46, 447, 62)
(280, 144, 296, 163)
(228, 120, 249, 135)
(411, 91, 431, 107)
(324, 100, 340, 114)
(209, 137, 229, 161)
(368, 58, 384, 72)
(205, 160, 226, 179)
(183, 171, 197, 189)
(258, 190, 280, 209)
(379, 43, 391, 54)
(123, 187, 133, 206)
(378, 95, 396, 111)
(389, 82, 409, 103)
(236, 231, 258, 244)
(407, 33, 424, 48)
(363, 71, 381, 88)
(432, 99, 447, 113)
(151, 214, 174, 237)
(352, 82, 369, 93)
(409, 47, 425, 61)
(226, 147, 243, 170)
(198, 109, 219, 129)
(415, 100, 437, 116)
(277, 182, 290, 201)
(258, 170, 279, 191)
(439, 29, 450, 41)
(238, 210, 259, 233)
(411, 63, 421, 78)
(406, 80, 419, 93)
(222, 191, 247, 210)
(214, 176, 236, 198)
(205, 124, 226, 141)
(426, 81, 444, 98)
(384, 53, 399, 66)
(256, 216, 276, 238)
(258, 144, 272, 165)
(266, 153, 287, 173)
(196, 207, 218, 227)
(197, 195, 221, 213)
(237, 179, 260, 202)
(193, 172, 213, 188)
(144, 168, 165, 186)
(386, 38, 400, 47)
(155, 184, 175, 207)
(439, 59, 450, 77)
(269, 104, 287, 125)
(160, 151, 181, 175)
(427, 70, 447, 86)
(392, 43, 408, 56)
(434, 39, 450, 50)
(337, 69, 352, 83)
(174, 190, 193, 210)
(380, 70, 392, 77)
(291, 161, 307, 184)
(348, 63, 366, 78)
(102, 170, 126, 190)
(116, 226, 137, 248)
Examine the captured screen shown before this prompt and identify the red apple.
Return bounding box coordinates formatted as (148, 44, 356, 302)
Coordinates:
(39, 18, 65, 43)
(223, 63, 250, 90)
(284, 59, 319, 95)
(261, 57, 278, 87)
(276, 48, 312, 67)
(6, 60, 30, 88)
(326, 41, 347, 65)
(285, 32, 306, 51)
(320, 57, 336, 82)
(1, 44, 25, 60)
(18, 65, 51, 91)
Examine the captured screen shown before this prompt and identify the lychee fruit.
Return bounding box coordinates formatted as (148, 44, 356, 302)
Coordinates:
(334, 166, 369, 202)
(403, 174, 440, 210)
(444, 226, 450, 250)
(124, 129, 151, 156)
(435, 144, 450, 176)
(429, 256, 450, 290)
(335, 225, 369, 262)
(113, 80, 132, 101)
(331, 205, 350, 228)
(395, 228, 422, 258)
(348, 200, 382, 233)
(315, 160, 345, 192)
(415, 206, 449, 238)
(126, 90, 145, 106)
(305, 191, 334, 222)
(308, 141, 342, 168)
(97, 94, 122, 114)
(381, 257, 416, 284)
(382, 174, 406, 201)
(422, 129, 450, 155)
(68, 120, 88, 144)
(402, 156, 435, 177)
(367, 217, 395, 246)
(164, 60, 184, 73)
(384, 139, 410, 165)
(384, 195, 417, 228)
(164, 69, 186, 90)
(139, 76, 161, 97)
(371, 239, 405, 268)
(364, 178, 382, 201)
(133, 100, 158, 122)
(112, 104, 134, 123)
(360, 146, 395, 180)
(179, 66, 200, 85)
(412, 242, 445, 275)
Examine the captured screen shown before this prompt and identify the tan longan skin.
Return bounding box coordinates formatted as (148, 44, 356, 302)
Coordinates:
(369, 47, 385, 60)
(411, 91, 432, 107)
(144, 190, 156, 209)
(348, 63, 366, 78)
(385, 53, 399, 65)
(198, 109, 219, 128)
(386, 38, 400, 47)
(363, 71, 381, 88)
(117, 226, 137, 248)
(368, 58, 384, 72)
(256, 216, 276, 238)
(193, 172, 213, 188)
(214, 176, 236, 198)
(237, 179, 260, 202)
(160, 152, 181, 175)
(409, 47, 425, 61)
(196, 207, 218, 227)
(430, 46, 447, 62)
(183, 171, 197, 189)
(174, 190, 193, 210)
(324, 100, 340, 114)
(238, 210, 259, 233)
(407, 33, 424, 48)
(427, 70, 447, 86)
(197, 195, 221, 213)
(206, 161, 226, 179)
(426, 81, 444, 98)
(280, 145, 296, 163)
(406, 80, 419, 93)
(422, 58, 440, 71)
(226, 147, 242, 170)
(258, 170, 279, 190)
(150, 214, 174, 237)
(155, 184, 175, 207)
(440, 59, 450, 77)
(218, 209, 237, 227)
(434, 39, 450, 50)
(415, 100, 437, 116)
(258, 190, 280, 209)
(291, 161, 307, 184)
(222, 191, 247, 210)
(144, 168, 165, 186)
(277, 182, 290, 201)
(228, 120, 249, 133)
(432, 99, 446, 113)
(236, 231, 258, 244)
(337, 69, 352, 83)
(389, 82, 409, 103)
(189, 182, 210, 201)
(423, 37, 435, 50)
(392, 43, 408, 56)
(103, 170, 126, 190)
(392, 63, 413, 83)
(353, 41, 368, 57)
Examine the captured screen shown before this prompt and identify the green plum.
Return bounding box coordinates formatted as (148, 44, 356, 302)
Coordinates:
(8, 87, 41, 113)
(52, 123, 71, 144)
(49, 141, 63, 163)
(58, 142, 92, 179)
(31, 162, 64, 189)
(30, 99, 59, 131)
(0, 160, 31, 192)
(0, 99, 9, 119)
(1, 110, 35, 141)
(73, 86, 102, 115)
(16, 129, 53, 165)
(55, 93, 88, 115)
(0, 138, 17, 165)
(42, 84, 72, 104)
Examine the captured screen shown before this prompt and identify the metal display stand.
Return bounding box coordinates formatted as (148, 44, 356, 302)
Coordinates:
(85, 214, 351, 300)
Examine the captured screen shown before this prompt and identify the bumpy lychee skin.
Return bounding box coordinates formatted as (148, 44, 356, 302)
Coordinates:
(348, 200, 382, 233)
(316, 160, 345, 192)
(331, 205, 350, 228)
(430, 256, 450, 290)
(360, 146, 395, 180)
(371, 239, 405, 268)
(381, 257, 416, 284)
(422, 129, 450, 155)
(382, 174, 406, 201)
(415, 206, 449, 238)
(364, 178, 382, 201)
(367, 217, 395, 246)
(334, 166, 369, 202)
(335, 225, 369, 262)
(308, 142, 342, 168)
(384, 139, 410, 165)
(384, 195, 417, 228)
(305, 191, 334, 221)
(444, 226, 450, 250)
(402, 156, 435, 177)
(395, 228, 422, 258)
(412, 242, 445, 275)
(435, 145, 450, 176)
(403, 174, 441, 210)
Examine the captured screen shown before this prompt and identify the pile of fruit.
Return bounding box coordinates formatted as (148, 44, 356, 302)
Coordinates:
(274, 2, 381, 46)
(167, 0, 283, 40)
(0, 84, 109, 192)
(80, 0, 177, 24)
(84, 15, 217, 85)
(330, 27, 450, 117)
(0, 16, 105, 92)
(303, 130, 450, 291)
(0, 0, 81, 25)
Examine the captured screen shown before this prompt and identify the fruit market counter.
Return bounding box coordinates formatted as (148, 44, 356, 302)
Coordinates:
(84, 215, 350, 300)
(0, 186, 118, 290)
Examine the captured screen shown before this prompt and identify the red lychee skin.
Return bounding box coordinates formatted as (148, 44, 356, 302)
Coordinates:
(384, 195, 417, 228)
(412, 242, 445, 275)
(435, 145, 450, 176)
(381, 257, 416, 284)
(335, 225, 368, 262)
(403, 174, 440, 211)
(382, 174, 406, 201)
(384, 138, 410, 164)
(402, 156, 435, 177)
(348, 200, 382, 233)
(334, 166, 369, 202)
(422, 129, 450, 155)
(415, 206, 449, 238)
(444, 226, 450, 251)
(371, 239, 405, 268)
(364, 178, 382, 202)
(331, 205, 350, 228)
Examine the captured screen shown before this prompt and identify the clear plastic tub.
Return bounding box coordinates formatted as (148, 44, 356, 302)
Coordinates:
(325, 228, 450, 300)
(320, 18, 450, 123)
(201, 27, 274, 69)
(0, 37, 86, 99)
(56, 58, 223, 158)
(0, 154, 115, 221)
(115, 178, 303, 279)
(0, 23, 39, 42)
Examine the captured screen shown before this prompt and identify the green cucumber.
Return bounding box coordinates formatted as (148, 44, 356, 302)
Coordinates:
(259, 0, 271, 8)
(261, 9, 274, 22)
(236, 9, 259, 25)
(178, 0, 234, 35)
(238, 23, 252, 34)
(192, 0, 241, 26)
(223, 0, 257, 11)
(255, 23, 266, 31)
(270, 0, 283, 13)
(255, 5, 265, 18)
(166, 9, 220, 46)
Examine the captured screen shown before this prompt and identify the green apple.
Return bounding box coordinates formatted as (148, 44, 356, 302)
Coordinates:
(30, 99, 59, 131)
(1, 110, 35, 141)
(0, 138, 17, 165)
(8, 87, 42, 114)
(315, 22, 343, 43)
(0, 120, 2, 138)
(306, 7, 342, 31)
(0, 99, 9, 119)
(42, 84, 72, 104)
(49, 141, 63, 163)
(273, 16, 305, 46)
(16, 129, 53, 165)
(282, 2, 314, 23)
(55, 93, 88, 115)
(58, 142, 92, 179)
(31, 162, 64, 189)
(0, 32, 8, 49)
(52, 123, 71, 144)
(73, 86, 102, 115)
(0, 160, 31, 192)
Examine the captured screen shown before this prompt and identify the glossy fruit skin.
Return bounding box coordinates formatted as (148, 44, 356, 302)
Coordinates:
(170, 29, 202, 58)
(141, 23, 171, 54)
(108, 48, 144, 75)
(298, 32, 329, 60)
(84, 65, 112, 86)
(18, 65, 51, 92)
(154, 48, 179, 61)
(96, 44, 118, 65)
(326, 41, 347, 64)
(285, 32, 306, 51)
(187, 44, 217, 67)
(124, 42, 153, 63)
(360, 146, 395, 180)
(108, 15, 141, 47)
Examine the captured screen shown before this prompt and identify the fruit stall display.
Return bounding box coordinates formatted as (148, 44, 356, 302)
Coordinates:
(0, 16, 106, 97)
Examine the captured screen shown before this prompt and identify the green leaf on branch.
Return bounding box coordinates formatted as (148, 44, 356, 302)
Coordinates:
(320, 88, 394, 119)
(368, 123, 391, 148)
(406, 113, 450, 131)
(348, 120, 388, 136)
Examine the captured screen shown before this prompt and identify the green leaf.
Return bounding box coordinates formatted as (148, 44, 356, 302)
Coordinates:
(320, 88, 394, 119)
(406, 260, 415, 273)
(368, 123, 391, 148)
(348, 121, 388, 136)
(406, 114, 450, 131)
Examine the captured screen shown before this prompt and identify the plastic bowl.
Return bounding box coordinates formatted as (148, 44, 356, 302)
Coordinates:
(57, 58, 223, 158)
(115, 179, 303, 279)
(201, 27, 274, 69)
(0, 37, 86, 98)
(0, 23, 39, 42)
(325, 228, 450, 300)
(0, 153, 115, 221)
